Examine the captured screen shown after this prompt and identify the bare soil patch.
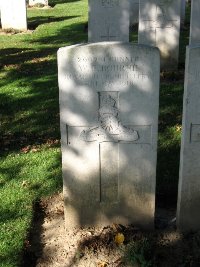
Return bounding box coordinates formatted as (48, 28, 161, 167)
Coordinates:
(23, 193, 200, 267)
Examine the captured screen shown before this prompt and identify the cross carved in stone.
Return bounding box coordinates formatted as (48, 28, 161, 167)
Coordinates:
(79, 91, 139, 202)
(142, 4, 177, 46)
(100, 26, 117, 41)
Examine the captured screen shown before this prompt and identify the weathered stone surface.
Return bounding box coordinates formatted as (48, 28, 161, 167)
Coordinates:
(88, 0, 129, 42)
(138, 0, 181, 70)
(189, 0, 200, 45)
(1, 0, 27, 31)
(29, 0, 48, 6)
(130, 0, 139, 25)
(177, 45, 200, 231)
(58, 42, 160, 229)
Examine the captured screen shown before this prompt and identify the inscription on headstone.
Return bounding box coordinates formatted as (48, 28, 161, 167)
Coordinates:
(138, 0, 181, 70)
(177, 46, 200, 231)
(1, 0, 27, 31)
(88, 0, 129, 42)
(58, 43, 160, 229)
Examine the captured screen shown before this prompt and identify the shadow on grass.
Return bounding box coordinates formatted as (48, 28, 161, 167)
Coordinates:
(0, 21, 87, 154)
(0, 161, 24, 188)
(49, 0, 81, 7)
(22, 200, 46, 267)
(29, 21, 87, 45)
(28, 15, 79, 30)
(156, 83, 183, 208)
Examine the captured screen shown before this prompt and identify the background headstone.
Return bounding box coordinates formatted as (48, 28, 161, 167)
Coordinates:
(181, 0, 186, 25)
(130, 0, 139, 25)
(177, 45, 200, 231)
(189, 0, 200, 45)
(1, 0, 27, 31)
(29, 0, 48, 6)
(88, 0, 129, 42)
(58, 42, 160, 229)
(138, 0, 181, 70)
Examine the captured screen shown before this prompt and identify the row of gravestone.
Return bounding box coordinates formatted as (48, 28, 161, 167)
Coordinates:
(58, 0, 200, 232)
(88, 0, 189, 70)
(0, 0, 188, 30)
(0, 0, 189, 71)
(0, 0, 48, 31)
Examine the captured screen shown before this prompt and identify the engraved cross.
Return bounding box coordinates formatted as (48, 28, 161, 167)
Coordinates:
(100, 26, 117, 41)
(143, 4, 177, 46)
(79, 92, 139, 202)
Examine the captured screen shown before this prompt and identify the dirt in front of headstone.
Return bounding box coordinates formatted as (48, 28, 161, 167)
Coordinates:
(0, 29, 34, 35)
(23, 192, 200, 267)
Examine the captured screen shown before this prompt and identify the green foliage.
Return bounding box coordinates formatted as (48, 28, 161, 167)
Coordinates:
(124, 238, 153, 267)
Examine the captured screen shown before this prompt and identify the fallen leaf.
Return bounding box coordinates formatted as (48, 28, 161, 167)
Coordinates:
(22, 180, 29, 187)
(176, 125, 182, 132)
(114, 233, 125, 245)
(21, 145, 31, 153)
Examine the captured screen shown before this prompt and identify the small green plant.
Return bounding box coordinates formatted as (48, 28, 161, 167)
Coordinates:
(124, 238, 153, 267)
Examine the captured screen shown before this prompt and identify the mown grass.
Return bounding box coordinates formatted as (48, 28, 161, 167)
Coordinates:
(0, 0, 190, 266)
(0, 0, 87, 266)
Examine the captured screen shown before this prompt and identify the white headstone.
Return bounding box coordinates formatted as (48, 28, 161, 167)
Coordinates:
(29, 0, 48, 6)
(189, 0, 200, 45)
(88, 0, 129, 42)
(1, 0, 27, 31)
(138, 0, 181, 70)
(130, 0, 139, 25)
(177, 45, 200, 231)
(58, 42, 160, 229)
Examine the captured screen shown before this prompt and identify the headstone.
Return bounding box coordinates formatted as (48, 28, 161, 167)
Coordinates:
(138, 0, 181, 70)
(58, 42, 160, 229)
(88, 0, 129, 42)
(29, 0, 48, 6)
(177, 45, 200, 231)
(189, 0, 200, 45)
(130, 0, 139, 25)
(1, 0, 27, 31)
(181, 0, 186, 25)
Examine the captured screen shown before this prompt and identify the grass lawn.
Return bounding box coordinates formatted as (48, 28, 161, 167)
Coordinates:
(0, 1, 87, 266)
(0, 0, 190, 266)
